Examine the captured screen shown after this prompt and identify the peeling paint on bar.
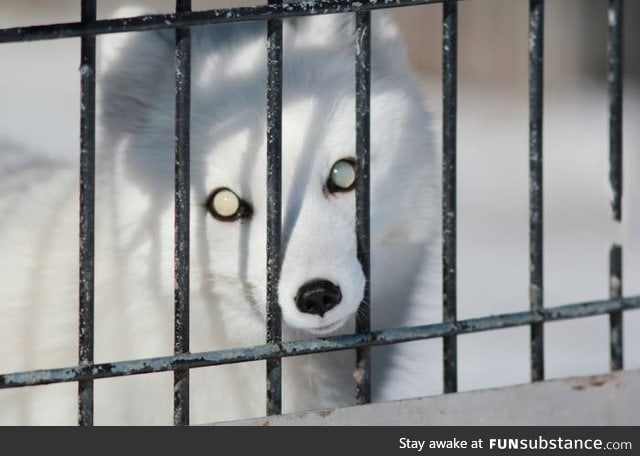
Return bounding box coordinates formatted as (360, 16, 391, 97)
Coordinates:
(266, 0, 283, 417)
(0, 1, 453, 44)
(355, 9, 372, 406)
(3, 296, 639, 389)
(608, 0, 623, 221)
(528, 0, 544, 383)
(78, 0, 96, 428)
(173, 0, 192, 427)
(609, 244, 623, 371)
(442, 0, 457, 395)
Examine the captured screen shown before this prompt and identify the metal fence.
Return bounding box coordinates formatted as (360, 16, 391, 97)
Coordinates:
(0, 0, 638, 426)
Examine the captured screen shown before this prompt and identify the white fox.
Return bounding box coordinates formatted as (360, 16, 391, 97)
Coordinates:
(0, 9, 441, 425)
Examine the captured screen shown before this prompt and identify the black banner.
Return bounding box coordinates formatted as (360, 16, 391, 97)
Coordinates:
(2, 426, 637, 455)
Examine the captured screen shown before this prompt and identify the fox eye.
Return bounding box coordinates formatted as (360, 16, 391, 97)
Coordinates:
(207, 188, 252, 221)
(327, 158, 356, 193)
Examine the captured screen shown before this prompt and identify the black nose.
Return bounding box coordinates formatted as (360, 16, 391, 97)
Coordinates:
(295, 280, 342, 317)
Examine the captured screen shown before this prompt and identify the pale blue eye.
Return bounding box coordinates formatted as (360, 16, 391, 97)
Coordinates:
(329, 159, 356, 191)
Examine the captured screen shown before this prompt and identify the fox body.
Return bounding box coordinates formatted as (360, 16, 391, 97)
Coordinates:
(0, 10, 440, 424)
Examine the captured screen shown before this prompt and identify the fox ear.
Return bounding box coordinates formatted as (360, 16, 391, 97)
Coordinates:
(370, 11, 413, 77)
(97, 8, 174, 139)
(287, 13, 353, 46)
(288, 12, 411, 78)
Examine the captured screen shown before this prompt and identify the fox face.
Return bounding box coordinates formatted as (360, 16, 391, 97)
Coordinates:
(97, 12, 436, 340)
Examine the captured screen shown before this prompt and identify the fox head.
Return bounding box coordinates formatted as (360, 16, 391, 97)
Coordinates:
(97, 10, 436, 340)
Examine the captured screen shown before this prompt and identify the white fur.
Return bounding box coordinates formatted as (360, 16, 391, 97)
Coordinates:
(0, 10, 441, 425)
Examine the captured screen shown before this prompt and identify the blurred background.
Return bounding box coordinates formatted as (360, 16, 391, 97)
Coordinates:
(1, 0, 639, 397)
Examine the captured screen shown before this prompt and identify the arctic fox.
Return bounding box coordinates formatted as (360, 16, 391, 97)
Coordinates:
(0, 9, 441, 425)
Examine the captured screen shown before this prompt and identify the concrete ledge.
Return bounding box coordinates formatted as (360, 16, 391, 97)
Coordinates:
(214, 368, 640, 426)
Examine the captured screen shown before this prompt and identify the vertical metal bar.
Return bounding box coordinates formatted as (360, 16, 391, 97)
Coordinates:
(78, 0, 96, 427)
(442, 0, 458, 395)
(355, 10, 372, 405)
(529, 0, 545, 383)
(78, 0, 97, 427)
(266, 0, 283, 416)
(608, 0, 623, 222)
(609, 245, 623, 370)
(608, 0, 624, 373)
(174, 0, 191, 427)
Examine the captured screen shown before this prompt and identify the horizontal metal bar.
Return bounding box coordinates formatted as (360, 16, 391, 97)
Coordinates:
(2, 295, 639, 389)
(0, 0, 455, 44)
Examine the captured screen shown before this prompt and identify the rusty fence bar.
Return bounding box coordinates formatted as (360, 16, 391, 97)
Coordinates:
(609, 245, 623, 371)
(266, 0, 284, 416)
(0, 1, 453, 44)
(608, 0, 624, 373)
(442, 0, 458, 395)
(355, 10, 372, 405)
(173, 0, 192, 427)
(528, 0, 545, 383)
(608, 0, 623, 222)
(78, 0, 96, 427)
(3, 296, 639, 390)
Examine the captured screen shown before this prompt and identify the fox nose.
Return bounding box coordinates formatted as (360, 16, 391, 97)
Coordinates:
(295, 280, 342, 317)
